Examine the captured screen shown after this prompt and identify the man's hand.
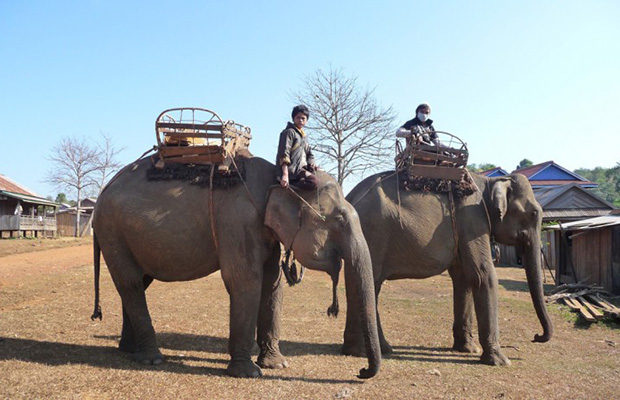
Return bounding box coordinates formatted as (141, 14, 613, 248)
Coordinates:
(281, 164, 289, 188)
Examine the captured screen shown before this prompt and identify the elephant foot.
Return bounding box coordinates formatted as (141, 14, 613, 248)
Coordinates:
(342, 342, 366, 358)
(257, 349, 289, 369)
(129, 349, 165, 365)
(452, 341, 481, 354)
(479, 349, 511, 366)
(226, 359, 263, 378)
(118, 339, 137, 353)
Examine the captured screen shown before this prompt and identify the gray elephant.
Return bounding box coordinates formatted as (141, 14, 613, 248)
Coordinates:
(91, 155, 381, 378)
(342, 171, 552, 366)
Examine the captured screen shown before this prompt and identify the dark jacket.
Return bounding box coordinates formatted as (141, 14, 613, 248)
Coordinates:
(276, 122, 315, 177)
(400, 117, 438, 145)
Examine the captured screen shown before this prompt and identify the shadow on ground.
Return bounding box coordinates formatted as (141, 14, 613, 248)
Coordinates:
(0, 335, 361, 384)
(498, 278, 555, 294)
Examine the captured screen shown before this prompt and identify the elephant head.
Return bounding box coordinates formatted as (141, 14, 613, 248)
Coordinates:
(489, 174, 553, 343)
(264, 171, 381, 379)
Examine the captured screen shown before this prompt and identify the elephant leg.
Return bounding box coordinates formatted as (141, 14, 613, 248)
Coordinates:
(464, 256, 510, 366)
(221, 260, 264, 378)
(108, 258, 163, 365)
(119, 275, 154, 353)
(448, 265, 480, 354)
(257, 246, 288, 370)
(375, 280, 393, 354)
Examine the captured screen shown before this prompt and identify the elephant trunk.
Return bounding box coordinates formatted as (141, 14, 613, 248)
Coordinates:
(522, 235, 553, 342)
(341, 224, 381, 379)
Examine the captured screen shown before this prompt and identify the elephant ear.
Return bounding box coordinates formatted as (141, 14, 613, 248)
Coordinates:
(264, 186, 302, 249)
(491, 178, 512, 222)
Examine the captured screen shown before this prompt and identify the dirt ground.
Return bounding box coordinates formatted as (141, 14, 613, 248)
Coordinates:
(0, 238, 619, 399)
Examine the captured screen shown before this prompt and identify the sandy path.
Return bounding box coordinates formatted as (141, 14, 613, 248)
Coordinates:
(0, 244, 92, 286)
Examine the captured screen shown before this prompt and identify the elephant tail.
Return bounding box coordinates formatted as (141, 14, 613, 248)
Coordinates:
(90, 231, 103, 321)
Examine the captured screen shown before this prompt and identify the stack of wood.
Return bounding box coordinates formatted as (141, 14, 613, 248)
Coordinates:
(547, 283, 620, 322)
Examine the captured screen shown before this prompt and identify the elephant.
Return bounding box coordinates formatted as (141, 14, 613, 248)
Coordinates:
(91, 155, 381, 378)
(341, 171, 553, 366)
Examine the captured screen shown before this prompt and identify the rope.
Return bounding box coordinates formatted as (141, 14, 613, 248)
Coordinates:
(99, 145, 158, 196)
(448, 189, 459, 265)
(226, 150, 262, 216)
(349, 170, 399, 207)
(286, 186, 326, 221)
(208, 165, 219, 255)
(396, 169, 403, 229)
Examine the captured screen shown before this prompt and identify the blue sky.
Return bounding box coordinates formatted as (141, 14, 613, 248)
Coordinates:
(1, 0, 619, 198)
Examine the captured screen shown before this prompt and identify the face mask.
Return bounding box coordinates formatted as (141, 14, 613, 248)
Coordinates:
(417, 112, 429, 122)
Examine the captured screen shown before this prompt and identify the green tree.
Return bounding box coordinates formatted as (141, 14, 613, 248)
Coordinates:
(516, 158, 533, 170)
(574, 164, 620, 206)
(468, 163, 497, 173)
(55, 193, 69, 204)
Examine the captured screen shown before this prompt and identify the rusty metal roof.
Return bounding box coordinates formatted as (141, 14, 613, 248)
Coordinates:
(0, 174, 39, 196)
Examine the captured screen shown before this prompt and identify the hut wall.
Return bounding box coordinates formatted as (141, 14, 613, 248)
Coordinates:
(571, 228, 613, 293)
(56, 212, 92, 237)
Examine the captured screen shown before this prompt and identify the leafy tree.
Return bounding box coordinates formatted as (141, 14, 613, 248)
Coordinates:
(574, 163, 620, 206)
(55, 193, 69, 204)
(290, 66, 397, 187)
(468, 163, 497, 173)
(516, 158, 533, 170)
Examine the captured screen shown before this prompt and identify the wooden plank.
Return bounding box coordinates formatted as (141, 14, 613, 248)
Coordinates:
(156, 122, 223, 131)
(407, 165, 465, 180)
(577, 305, 597, 322)
(162, 154, 226, 164)
(415, 143, 468, 156)
(577, 297, 605, 319)
(160, 130, 227, 140)
(411, 149, 467, 166)
(562, 296, 596, 322)
(159, 146, 224, 157)
(562, 297, 580, 310)
(596, 298, 620, 313)
(584, 294, 615, 311)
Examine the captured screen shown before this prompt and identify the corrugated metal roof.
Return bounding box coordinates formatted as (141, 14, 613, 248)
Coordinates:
(543, 209, 612, 220)
(479, 167, 509, 177)
(513, 161, 596, 187)
(0, 190, 58, 207)
(544, 215, 620, 231)
(534, 184, 614, 209)
(0, 174, 39, 196)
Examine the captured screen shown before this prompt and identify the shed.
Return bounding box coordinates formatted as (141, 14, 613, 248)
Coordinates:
(544, 210, 620, 295)
(0, 174, 58, 238)
(56, 198, 96, 237)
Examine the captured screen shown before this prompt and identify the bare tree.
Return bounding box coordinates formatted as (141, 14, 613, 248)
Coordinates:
(93, 132, 124, 194)
(46, 134, 123, 237)
(291, 67, 397, 187)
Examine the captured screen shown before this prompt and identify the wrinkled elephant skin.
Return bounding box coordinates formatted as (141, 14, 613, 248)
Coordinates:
(92, 156, 380, 378)
(342, 172, 552, 366)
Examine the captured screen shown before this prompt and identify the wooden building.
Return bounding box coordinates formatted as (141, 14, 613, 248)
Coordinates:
(56, 198, 96, 237)
(544, 210, 620, 295)
(0, 174, 58, 238)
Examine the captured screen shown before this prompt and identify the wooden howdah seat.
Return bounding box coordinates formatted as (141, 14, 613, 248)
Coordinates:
(155, 107, 252, 171)
(396, 131, 469, 181)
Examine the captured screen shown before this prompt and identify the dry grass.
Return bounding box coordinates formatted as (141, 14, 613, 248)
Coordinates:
(0, 236, 91, 258)
(0, 241, 619, 399)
